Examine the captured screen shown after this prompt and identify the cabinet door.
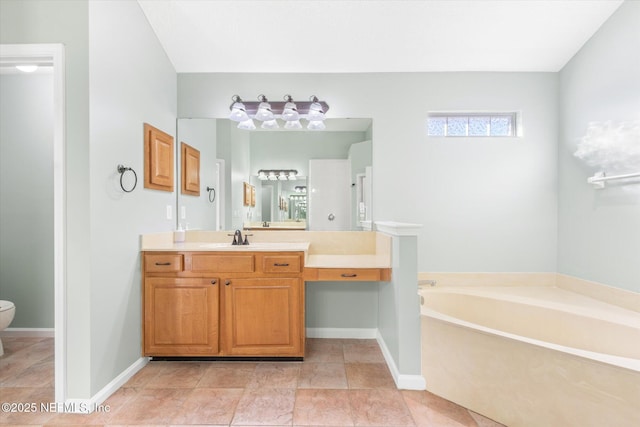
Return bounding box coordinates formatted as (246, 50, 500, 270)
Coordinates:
(223, 277, 303, 357)
(143, 123, 174, 192)
(144, 277, 219, 356)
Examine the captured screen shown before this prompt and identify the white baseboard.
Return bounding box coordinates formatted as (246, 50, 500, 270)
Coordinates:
(306, 327, 378, 339)
(64, 356, 149, 414)
(1, 327, 55, 337)
(376, 331, 426, 390)
(395, 373, 427, 390)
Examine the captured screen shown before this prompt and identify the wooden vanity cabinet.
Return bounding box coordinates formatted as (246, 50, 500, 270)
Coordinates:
(223, 277, 303, 356)
(142, 251, 304, 358)
(144, 277, 219, 356)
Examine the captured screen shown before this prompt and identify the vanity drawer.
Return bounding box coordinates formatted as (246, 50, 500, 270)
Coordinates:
(145, 254, 184, 273)
(262, 255, 302, 273)
(190, 254, 254, 273)
(314, 268, 385, 281)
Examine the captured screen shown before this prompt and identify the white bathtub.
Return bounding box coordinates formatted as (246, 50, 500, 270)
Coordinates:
(419, 285, 640, 427)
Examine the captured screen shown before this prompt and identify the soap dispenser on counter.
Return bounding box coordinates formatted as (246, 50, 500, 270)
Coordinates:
(173, 223, 186, 243)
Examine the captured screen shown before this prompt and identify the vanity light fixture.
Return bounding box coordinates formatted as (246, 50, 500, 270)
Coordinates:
(229, 95, 249, 122)
(282, 95, 302, 129)
(261, 119, 279, 129)
(254, 95, 275, 121)
(281, 95, 300, 122)
(254, 95, 279, 129)
(307, 120, 326, 131)
(284, 120, 303, 129)
(307, 96, 325, 120)
(228, 94, 329, 130)
(237, 119, 256, 130)
(257, 169, 299, 181)
(306, 95, 326, 131)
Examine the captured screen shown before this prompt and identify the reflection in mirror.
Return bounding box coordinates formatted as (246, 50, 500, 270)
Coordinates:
(249, 178, 307, 230)
(176, 118, 372, 231)
(289, 185, 307, 221)
(176, 119, 220, 231)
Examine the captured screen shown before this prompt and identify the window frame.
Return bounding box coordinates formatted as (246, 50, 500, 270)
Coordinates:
(427, 112, 518, 138)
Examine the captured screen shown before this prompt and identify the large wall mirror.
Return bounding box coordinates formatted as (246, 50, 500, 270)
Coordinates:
(176, 118, 372, 232)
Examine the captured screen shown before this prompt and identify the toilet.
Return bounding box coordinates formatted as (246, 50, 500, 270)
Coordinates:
(0, 300, 16, 356)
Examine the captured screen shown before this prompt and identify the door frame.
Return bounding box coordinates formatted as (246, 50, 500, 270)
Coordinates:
(215, 159, 225, 230)
(0, 43, 67, 403)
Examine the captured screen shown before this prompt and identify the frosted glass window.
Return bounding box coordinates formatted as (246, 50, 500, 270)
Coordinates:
(490, 116, 512, 136)
(427, 116, 446, 136)
(469, 116, 490, 136)
(427, 113, 516, 137)
(446, 117, 467, 136)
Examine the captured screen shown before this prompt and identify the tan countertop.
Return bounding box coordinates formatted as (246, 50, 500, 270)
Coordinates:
(306, 254, 391, 269)
(140, 230, 391, 269)
(142, 241, 310, 253)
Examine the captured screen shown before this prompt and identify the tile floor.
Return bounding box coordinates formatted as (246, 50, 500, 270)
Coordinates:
(1, 336, 506, 426)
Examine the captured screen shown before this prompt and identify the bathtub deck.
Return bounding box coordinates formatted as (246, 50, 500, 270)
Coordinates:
(421, 285, 640, 325)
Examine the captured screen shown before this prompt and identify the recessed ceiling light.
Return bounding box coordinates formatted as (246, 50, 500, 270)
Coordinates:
(16, 65, 38, 73)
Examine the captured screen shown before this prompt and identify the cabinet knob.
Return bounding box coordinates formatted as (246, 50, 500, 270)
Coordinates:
(155, 262, 171, 266)
(341, 273, 358, 278)
(274, 263, 290, 267)
(211, 279, 217, 285)
(225, 280, 231, 286)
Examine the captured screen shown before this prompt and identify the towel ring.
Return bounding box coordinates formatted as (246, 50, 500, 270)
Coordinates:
(206, 186, 216, 203)
(117, 164, 137, 193)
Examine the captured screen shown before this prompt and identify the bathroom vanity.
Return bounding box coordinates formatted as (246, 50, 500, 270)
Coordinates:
(141, 230, 392, 359)
(143, 247, 306, 357)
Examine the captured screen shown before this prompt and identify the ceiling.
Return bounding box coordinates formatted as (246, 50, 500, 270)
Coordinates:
(138, 0, 623, 73)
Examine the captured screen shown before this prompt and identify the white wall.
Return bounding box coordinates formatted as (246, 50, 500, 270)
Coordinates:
(88, 0, 176, 395)
(0, 73, 54, 328)
(178, 72, 559, 273)
(558, 1, 640, 293)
